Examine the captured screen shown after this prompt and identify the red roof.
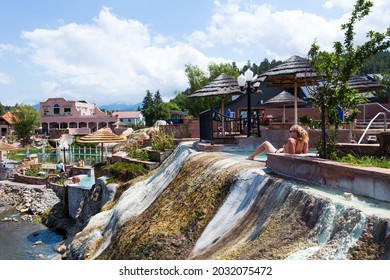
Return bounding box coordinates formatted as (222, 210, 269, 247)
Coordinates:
(0, 112, 14, 124)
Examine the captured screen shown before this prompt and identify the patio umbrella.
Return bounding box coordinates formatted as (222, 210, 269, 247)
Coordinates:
(77, 128, 126, 162)
(0, 142, 19, 161)
(347, 75, 385, 93)
(189, 74, 244, 134)
(113, 121, 127, 127)
(264, 91, 306, 122)
(189, 73, 243, 112)
(254, 55, 317, 124)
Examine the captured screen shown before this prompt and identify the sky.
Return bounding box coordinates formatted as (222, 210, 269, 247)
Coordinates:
(0, 0, 389, 107)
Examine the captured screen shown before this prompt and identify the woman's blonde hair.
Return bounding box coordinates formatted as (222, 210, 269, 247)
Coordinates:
(290, 125, 309, 143)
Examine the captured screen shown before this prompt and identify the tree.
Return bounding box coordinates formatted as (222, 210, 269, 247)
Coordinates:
(141, 90, 171, 126)
(308, 0, 390, 159)
(170, 63, 240, 117)
(153, 90, 163, 104)
(11, 105, 41, 146)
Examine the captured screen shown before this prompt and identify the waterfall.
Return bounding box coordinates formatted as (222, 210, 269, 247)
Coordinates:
(68, 144, 390, 260)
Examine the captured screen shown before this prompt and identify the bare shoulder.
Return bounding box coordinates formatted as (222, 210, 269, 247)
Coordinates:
(287, 137, 297, 144)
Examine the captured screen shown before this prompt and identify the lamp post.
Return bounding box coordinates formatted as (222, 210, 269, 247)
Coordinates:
(237, 69, 260, 137)
(59, 143, 69, 164)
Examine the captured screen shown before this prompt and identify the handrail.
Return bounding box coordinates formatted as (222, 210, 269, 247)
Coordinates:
(360, 102, 390, 123)
(358, 112, 387, 144)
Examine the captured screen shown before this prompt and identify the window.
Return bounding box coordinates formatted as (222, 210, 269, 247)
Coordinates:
(43, 107, 50, 115)
(53, 104, 60, 115)
(64, 107, 71, 115)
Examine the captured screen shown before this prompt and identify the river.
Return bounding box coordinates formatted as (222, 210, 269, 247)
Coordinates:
(0, 202, 64, 260)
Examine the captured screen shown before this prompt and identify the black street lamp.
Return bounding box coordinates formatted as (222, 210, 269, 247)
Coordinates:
(59, 143, 69, 164)
(237, 69, 260, 137)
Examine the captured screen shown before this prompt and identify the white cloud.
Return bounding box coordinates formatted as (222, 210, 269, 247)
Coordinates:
(21, 7, 212, 105)
(187, 0, 390, 60)
(323, 0, 355, 9)
(186, 1, 344, 60)
(0, 72, 12, 84)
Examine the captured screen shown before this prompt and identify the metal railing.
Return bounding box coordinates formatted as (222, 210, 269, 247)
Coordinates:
(358, 102, 390, 123)
(358, 112, 387, 144)
(199, 109, 261, 142)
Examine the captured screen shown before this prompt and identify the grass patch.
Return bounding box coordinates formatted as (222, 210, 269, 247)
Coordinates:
(338, 154, 390, 169)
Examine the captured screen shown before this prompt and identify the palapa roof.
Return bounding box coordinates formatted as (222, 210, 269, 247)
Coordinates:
(347, 75, 385, 93)
(189, 74, 243, 98)
(264, 91, 306, 107)
(255, 55, 317, 87)
(0, 142, 19, 152)
(77, 128, 126, 144)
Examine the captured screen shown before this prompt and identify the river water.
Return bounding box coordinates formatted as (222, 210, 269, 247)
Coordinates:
(0, 203, 64, 260)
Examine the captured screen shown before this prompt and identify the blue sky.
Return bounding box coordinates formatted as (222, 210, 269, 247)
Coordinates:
(0, 0, 389, 107)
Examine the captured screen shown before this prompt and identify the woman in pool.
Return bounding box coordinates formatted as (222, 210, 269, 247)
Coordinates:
(247, 124, 309, 160)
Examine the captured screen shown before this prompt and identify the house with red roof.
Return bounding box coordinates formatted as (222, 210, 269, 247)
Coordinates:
(0, 112, 14, 138)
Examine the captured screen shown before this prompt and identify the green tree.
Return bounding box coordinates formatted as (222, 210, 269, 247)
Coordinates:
(144, 103, 170, 126)
(171, 63, 240, 117)
(153, 90, 163, 104)
(141, 90, 171, 126)
(373, 72, 390, 100)
(11, 105, 41, 146)
(308, 0, 390, 159)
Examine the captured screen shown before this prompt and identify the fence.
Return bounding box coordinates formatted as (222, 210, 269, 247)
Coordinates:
(199, 109, 261, 142)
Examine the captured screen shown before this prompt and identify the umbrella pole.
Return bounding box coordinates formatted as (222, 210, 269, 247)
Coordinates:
(101, 142, 103, 162)
(283, 105, 286, 123)
(221, 98, 225, 137)
(294, 82, 298, 125)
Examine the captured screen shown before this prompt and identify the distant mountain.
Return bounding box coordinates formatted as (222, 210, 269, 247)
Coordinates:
(99, 103, 142, 112)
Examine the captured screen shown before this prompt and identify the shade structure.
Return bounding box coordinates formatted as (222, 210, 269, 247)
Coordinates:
(77, 128, 126, 162)
(0, 142, 19, 160)
(264, 91, 306, 122)
(189, 73, 243, 99)
(189, 73, 245, 135)
(113, 121, 127, 127)
(189, 73, 244, 111)
(254, 55, 317, 124)
(347, 75, 385, 93)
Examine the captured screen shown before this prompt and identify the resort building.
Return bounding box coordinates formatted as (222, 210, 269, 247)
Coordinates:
(111, 111, 145, 126)
(39, 98, 117, 135)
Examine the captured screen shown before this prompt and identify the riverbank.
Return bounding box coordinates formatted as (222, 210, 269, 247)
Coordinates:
(0, 180, 59, 220)
(0, 179, 65, 260)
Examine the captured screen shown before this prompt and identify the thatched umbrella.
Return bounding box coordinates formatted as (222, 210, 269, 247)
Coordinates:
(347, 75, 385, 93)
(189, 73, 243, 111)
(264, 91, 306, 122)
(254, 55, 317, 124)
(113, 120, 127, 128)
(0, 142, 19, 161)
(77, 128, 126, 162)
(189, 74, 244, 134)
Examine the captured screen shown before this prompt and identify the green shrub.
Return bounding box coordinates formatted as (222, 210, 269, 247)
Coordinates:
(125, 143, 149, 161)
(151, 130, 173, 152)
(105, 162, 148, 182)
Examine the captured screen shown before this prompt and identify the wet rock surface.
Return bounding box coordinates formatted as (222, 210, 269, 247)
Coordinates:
(0, 180, 59, 221)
